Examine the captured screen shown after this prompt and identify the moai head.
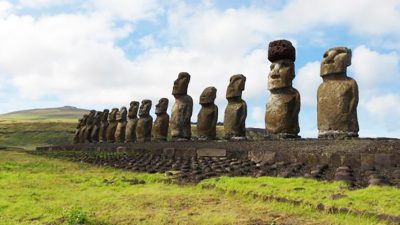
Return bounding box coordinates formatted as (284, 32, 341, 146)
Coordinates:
(86, 110, 96, 125)
(226, 74, 246, 99)
(108, 108, 119, 122)
(155, 98, 169, 114)
(139, 100, 152, 117)
(101, 109, 109, 122)
(116, 107, 127, 121)
(268, 40, 296, 91)
(77, 118, 84, 128)
(320, 47, 351, 77)
(82, 114, 88, 124)
(94, 111, 102, 124)
(200, 86, 217, 105)
(128, 101, 139, 118)
(172, 72, 191, 96)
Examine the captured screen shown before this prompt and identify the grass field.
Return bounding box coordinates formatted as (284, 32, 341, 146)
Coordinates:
(1, 149, 399, 225)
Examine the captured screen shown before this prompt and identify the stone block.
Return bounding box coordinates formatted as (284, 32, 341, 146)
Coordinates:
(197, 148, 226, 157)
(163, 148, 175, 157)
(248, 150, 276, 164)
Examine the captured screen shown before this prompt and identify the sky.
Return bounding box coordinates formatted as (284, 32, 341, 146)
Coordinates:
(0, 0, 399, 138)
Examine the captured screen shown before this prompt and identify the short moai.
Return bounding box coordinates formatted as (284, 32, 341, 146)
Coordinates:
(84, 110, 96, 143)
(170, 72, 193, 141)
(265, 40, 301, 139)
(136, 100, 153, 142)
(78, 114, 88, 143)
(224, 74, 247, 140)
(153, 98, 169, 141)
(317, 47, 359, 139)
(90, 111, 102, 143)
(106, 108, 119, 143)
(197, 87, 218, 140)
(99, 109, 109, 143)
(73, 117, 85, 144)
(125, 101, 139, 143)
(115, 106, 127, 143)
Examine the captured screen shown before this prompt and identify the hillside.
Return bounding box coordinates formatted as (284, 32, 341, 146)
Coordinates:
(0, 106, 90, 122)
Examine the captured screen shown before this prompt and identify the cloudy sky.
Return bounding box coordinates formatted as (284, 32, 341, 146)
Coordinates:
(0, 0, 399, 138)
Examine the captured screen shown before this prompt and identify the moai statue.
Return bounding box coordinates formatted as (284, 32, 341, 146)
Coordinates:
(84, 110, 96, 143)
(224, 74, 247, 140)
(170, 72, 193, 141)
(78, 114, 88, 143)
(197, 87, 218, 140)
(265, 40, 300, 139)
(91, 111, 102, 143)
(125, 101, 139, 143)
(106, 108, 119, 143)
(317, 47, 359, 139)
(153, 98, 169, 141)
(73, 117, 84, 144)
(115, 106, 127, 143)
(136, 100, 153, 142)
(99, 109, 109, 143)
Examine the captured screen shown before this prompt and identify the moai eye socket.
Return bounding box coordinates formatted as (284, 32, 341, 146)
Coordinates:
(323, 52, 328, 58)
(270, 64, 275, 70)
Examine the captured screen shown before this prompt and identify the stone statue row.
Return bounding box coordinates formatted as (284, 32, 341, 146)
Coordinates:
(74, 39, 359, 143)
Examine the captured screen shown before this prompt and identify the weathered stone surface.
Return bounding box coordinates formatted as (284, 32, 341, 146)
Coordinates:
(197, 87, 218, 140)
(248, 150, 276, 164)
(224, 74, 247, 140)
(99, 109, 109, 143)
(265, 40, 300, 139)
(73, 117, 85, 144)
(318, 47, 359, 139)
(197, 148, 226, 157)
(170, 72, 193, 140)
(136, 100, 153, 142)
(83, 110, 96, 143)
(115, 106, 127, 143)
(90, 111, 102, 143)
(125, 101, 139, 143)
(106, 108, 119, 143)
(153, 98, 169, 141)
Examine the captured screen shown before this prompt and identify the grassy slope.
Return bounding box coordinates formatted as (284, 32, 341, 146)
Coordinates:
(0, 149, 391, 225)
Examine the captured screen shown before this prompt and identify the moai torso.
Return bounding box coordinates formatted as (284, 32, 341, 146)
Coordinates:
(317, 77, 359, 136)
(136, 100, 153, 142)
(99, 109, 109, 143)
(265, 40, 300, 138)
(84, 110, 96, 143)
(125, 101, 139, 143)
(266, 88, 300, 135)
(115, 107, 127, 143)
(170, 72, 193, 140)
(153, 98, 169, 141)
(317, 47, 359, 139)
(106, 108, 118, 142)
(224, 74, 247, 140)
(197, 87, 218, 140)
(91, 111, 102, 143)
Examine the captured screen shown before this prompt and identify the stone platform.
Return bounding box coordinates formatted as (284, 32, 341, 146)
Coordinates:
(36, 139, 400, 187)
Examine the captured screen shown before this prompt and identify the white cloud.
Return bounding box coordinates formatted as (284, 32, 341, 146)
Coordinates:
(17, 0, 73, 9)
(364, 94, 400, 132)
(294, 61, 321, 107)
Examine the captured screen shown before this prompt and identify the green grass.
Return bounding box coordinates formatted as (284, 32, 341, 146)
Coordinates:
(0, 149, 394, 225)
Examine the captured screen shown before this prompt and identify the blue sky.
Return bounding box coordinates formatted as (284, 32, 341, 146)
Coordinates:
(0, 0, 399, 138)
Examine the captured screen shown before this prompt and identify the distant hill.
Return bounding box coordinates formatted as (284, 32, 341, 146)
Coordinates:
(0, 106, 90, 122)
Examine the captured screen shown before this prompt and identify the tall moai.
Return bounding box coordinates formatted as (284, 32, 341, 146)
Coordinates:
(265, 40, 300, 139)
(78, 114, 88, 143)
(170, 72, 193, 141)
(153, 98, 169, 141)
(106, 108, 119, 143)
(317, 47, 359, 139)
(136, 100, 153, 142)
(99, 109, 109, 143)
(224, 74, 247, 140)
(91, 111, 102, 143)
(125, 101, 139, 143)
(84, 110, 96, 143)
(74, 117, 84, 144)
(197, 87, 218, 140)
(115, 106, 127, 143)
